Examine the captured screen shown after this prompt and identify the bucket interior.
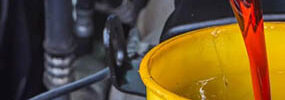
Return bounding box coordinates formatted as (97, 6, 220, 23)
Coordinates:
(142, 22, 285, 100)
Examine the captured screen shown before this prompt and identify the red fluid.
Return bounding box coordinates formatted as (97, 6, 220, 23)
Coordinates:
(229, 0, 271, 100)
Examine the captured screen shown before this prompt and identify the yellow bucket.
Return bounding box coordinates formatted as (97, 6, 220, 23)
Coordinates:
(139, 22, 285, 100)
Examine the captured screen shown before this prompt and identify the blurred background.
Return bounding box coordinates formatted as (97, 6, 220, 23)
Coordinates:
(0, 0, 174, 100)
(1, 0, 285, 100)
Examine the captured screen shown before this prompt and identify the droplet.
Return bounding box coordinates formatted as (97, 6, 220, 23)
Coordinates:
(211, 28, 221, 37)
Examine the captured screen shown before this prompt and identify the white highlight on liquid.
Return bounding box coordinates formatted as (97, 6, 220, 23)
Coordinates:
(198, 77, 216, 100)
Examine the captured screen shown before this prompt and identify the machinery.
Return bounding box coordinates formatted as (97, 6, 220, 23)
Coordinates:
(1, 0, 285, 100)
(0, 0, 149, 100)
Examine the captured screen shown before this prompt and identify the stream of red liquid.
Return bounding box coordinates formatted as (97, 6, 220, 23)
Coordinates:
(229, 0, 271, 100)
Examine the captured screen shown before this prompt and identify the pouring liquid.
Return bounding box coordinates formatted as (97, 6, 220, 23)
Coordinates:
(229, 0, 271, 100)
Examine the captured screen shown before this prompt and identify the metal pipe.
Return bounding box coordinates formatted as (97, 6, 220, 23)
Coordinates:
(44, 0, 75, 55)
(29, 68, 109, 100)
(0, 0, 8, 46)
(43, 0, 75, 100)
(74, 0, 95, 38)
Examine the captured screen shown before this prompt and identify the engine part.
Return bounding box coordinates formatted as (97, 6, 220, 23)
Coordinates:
(0, 0, 8, 45)
(43, 0, 76, 100)
(95, 0, 149, 26)
(75, 0, 95, 38)
(30, 68, 109, 100)
(103, 15, 146, 96)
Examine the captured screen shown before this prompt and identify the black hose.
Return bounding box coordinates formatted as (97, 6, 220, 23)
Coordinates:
(0, 0, 8, 45)
(29, 68, 110, 100)
(0, 0, 8, 26)
(44, 0, 75, 55)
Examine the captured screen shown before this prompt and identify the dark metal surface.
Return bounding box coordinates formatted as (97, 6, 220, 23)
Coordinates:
(161, 0, 285, 42)
(0, 0, 8, 45)
(161, 0, 233, 37)
(95, 0, 149, 26)
(160, 14, 285, 43)
(103, 15, 146, 96)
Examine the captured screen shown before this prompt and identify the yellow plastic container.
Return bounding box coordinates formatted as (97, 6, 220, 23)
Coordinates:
(139, 22, 285, 100)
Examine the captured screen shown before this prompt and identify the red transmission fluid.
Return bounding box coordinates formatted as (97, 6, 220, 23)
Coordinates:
(229, 0, 271, 100)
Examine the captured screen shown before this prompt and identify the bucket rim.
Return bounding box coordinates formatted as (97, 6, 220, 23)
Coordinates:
(160, 14, 285, 42)
(139, 30, 195, 100)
